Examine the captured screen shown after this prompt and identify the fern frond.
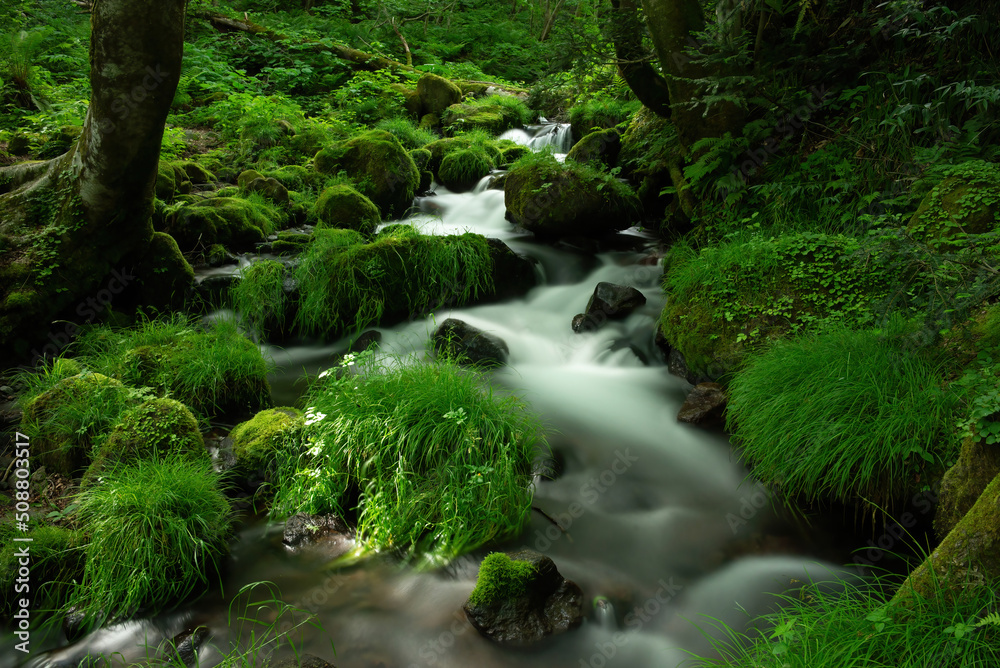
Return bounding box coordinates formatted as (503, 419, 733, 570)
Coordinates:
(794, 0, 817, 37)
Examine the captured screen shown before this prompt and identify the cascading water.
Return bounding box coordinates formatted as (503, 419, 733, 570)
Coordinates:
(500, 120, 574, 154)
(13, 139, 860, 668)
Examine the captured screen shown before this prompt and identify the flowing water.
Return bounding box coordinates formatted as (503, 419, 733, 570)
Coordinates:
(10, 124, 860, 668)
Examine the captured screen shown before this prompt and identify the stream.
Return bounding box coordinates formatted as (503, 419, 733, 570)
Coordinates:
(11, 125, 860, 668)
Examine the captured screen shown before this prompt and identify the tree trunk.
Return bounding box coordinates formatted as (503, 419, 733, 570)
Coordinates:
(607, 0, 672, 118)
(0, 0, 185, 358)
(891, 470, 1000, 607)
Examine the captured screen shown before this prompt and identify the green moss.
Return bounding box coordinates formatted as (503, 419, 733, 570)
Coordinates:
(410, 148, 432, 171)
(934, 434, 1000, 538)
(568, 98, 640, 140)
(230, 407, 303, 475)
(162, 195, 287, 251)
(907, 160, 1000, 248)
(438, 146, 495, 192)
(498, 145, 531, 167)
(170, 160, 216, 185)
(268, 164, 313, 191)
(21, 372, 133, 477)
(134, 231, 194, 310)
(504, 152, 639, 237)
(416, 73, 463, 115)
(89, 398, 207, 477)
(0, 523, 86, 617)
(441, 95, 534, 136)
(292, 225, 495, 338)
(156, 160, 177, 201)
(312, 184, 381, 235)
(271, 231, 313, 255)
(232, 260, 291, 338)
(659, 232, 895, 381)
(238, 169, 265, 189)
(468, 553, 537, 607)
(313, 130, 420, 219)
(566, 128, 621, 168)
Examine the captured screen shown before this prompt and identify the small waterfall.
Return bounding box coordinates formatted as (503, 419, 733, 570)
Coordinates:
(499, 121, 574, 154)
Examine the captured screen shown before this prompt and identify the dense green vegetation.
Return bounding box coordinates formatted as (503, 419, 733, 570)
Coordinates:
(2, 0, 1000, 663)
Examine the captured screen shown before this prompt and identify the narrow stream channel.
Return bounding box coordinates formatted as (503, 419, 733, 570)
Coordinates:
(16, 125, 860, 668)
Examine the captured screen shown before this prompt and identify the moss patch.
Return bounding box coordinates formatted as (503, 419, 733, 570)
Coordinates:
(468, 552, 537, 607)
(230, 407, 303, 476)
(312, 184, 381, 235)
(908, 160, 1000, 248)
(162, 196, 287, 252)
(438, 146, 495, 192)
(0, 523, 86, 617)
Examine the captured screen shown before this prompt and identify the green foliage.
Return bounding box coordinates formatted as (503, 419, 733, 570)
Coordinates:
(333, 69, 406, 124)
(92, 398, 207, 473)
(908, 160, 1000, 248)
(438, 145, 495, 192)
(232, 259, 291, 337)
(694, 576, 1000, 667)
(728, 324, 957, 505)
(374, 117, 437, 150)
(952, 349, 1000, 445)
(467, 552, 537, 607)
(72, 458, 232, 621)
(271, 355, 545, 564)
(292, 225, 495, 339)
(0, 522, 86, 617)
(568, 97, 640, 138)
(74, 315, 272, 421)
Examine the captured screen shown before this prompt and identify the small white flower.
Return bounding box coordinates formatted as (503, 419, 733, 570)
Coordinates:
(304, 468, 321, 478)
(342, 353, 357, 367)
(304, 410, 327, 426)
(319, 369, 332, 379)
(307, 445, 322, 456)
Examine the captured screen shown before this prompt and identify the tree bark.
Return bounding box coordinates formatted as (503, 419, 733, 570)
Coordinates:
(607, 0, 672, 118)
(0, 0, 185, 357)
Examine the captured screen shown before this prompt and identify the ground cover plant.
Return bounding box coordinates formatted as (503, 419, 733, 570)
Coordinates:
(271, 354, 545, 564)
(727, 324, 959, 507)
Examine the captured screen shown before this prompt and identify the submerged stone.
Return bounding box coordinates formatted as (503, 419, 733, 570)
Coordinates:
(572, 282, 646, 333)
(677, 382, 727, 425)
(433, 318, 509, 367)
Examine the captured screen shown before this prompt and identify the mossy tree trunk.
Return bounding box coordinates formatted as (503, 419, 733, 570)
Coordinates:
(0, 0, 185, 357)
(891, 470, 1000, 607)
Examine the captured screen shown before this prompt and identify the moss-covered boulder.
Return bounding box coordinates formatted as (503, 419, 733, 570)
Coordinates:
(170, 160, 216, 185)
(133, 231, 194, 310)
(441, 102, 519, 136)
(312, 184, 381, 235)
(410, 148, 432, 172)
(21, 372, 132, 477)
(244, 176, 290, 205)
(658, 233, 893, 382)
(271, 230, 313, 255)
(237, 170, 265, 189)
(504, 153, 639, 238)
(498, 144, 531, 168)
(439, 147, 495, 192)
(314, 130, 419, 219)
(89, 398, 207, 476)
(416, 73, 462, 116)
(935, 434, 1000, 539)
(230, 407, 302, 479)
(162, 196, 286, 251)
(908, 160, 1000, 248)
(568, 100, 638, 142)
(566, 129, 621, 168)
(0, 523, 86, 617)
(391, 84, 423, 118)
(268, 164, 313, 191)
(156, 160, 177, 200)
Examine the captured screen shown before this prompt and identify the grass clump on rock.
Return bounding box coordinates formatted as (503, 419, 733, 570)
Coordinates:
(72, 458, 232, 621)
(438, 145, 495, 192)
(727, 325, 957, 506)
(75, 315, 272, 420)
(468, 552, 537, 607)
(272, 356, 545, 564)
(0, 523, 86, 617)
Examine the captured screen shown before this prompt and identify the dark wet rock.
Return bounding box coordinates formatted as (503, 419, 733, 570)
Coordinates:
(463, 549, 584, 645)
(667, 348, 716, 385)
(274, 655, 336, 668)
(566, 128, 621, 168)
(677, 383, 727, 425)
(63, 607, 90, 643)
(283, 513, 354, 558)
(572, 282, 646, 333)
(348, 330, 382, 354)
(433, 318, 509, 367)
(195, 273, 239, 306)
(245, 176, 290, 205)
(169, 626, 210, 667)
(486, 238, 537, 301)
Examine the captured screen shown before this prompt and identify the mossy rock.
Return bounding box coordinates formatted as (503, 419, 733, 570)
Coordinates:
(237, 170, 265, 189)
(935, 434, 1000, 539)
(312, 184, 381, 235)
(658, 233, 892, 382)
(245, 177, 290, 205)
(171, 161, 216, 185)
(423, 137, 474, 175)
(0, 523, 86, 617)
(390, 84, 423, 118)
(89, 398, 207, 478)
(498, 145, 531, 168)
(468, 552, 537, 607)
(504, 154, 639, 238)
(907, 160, 1000, 248)
(416, 73, 462, 116)
(162, 196, 286, 251)
(566, 129, 621, 168)
(38, 126, 82, 159)
(21, 372, 132, 477)
(133, 232, 194, 310)
(439, 147, 495, 192)
(230, 407, 303, 477)
(441, 103, 520, 136)
(156, 160, 177, 201)
(272, 231, 313, 255)
(268, 164, 313, 191)
(410, 148, 432, 172)
(459, 82, 490, 97)
(419, 113, 439, 130)
(314, 130, 419, 219)
(618, 106, 677, 179)
(568, 102, 636, 142)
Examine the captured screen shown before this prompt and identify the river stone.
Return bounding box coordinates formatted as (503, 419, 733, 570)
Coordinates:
(274, 655, 335, 668)
(677, 382, 727, 425)
(245, 176, 289, 205)
(416, 73, 462, 116)
(463, 549, 584, 645)
(283, 513, 354, 558)
(572, 282, 646, 333)
(433, 318, 509, 367)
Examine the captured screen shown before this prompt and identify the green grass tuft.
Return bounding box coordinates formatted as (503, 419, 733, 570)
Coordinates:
(271, 356, 545, 564)
(727, 325, 958, 506)
(374, 117, 438, 150)
(72, 458, 232, 621)
(467, 552, 537, 607)
(0, 522, 86, 617)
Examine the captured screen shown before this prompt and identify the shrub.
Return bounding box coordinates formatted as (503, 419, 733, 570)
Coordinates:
(72, 458, 232, 620)
(727, 325, 957, 505)
(272, 356, 545, 564)
(75, 315, 272, 420)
